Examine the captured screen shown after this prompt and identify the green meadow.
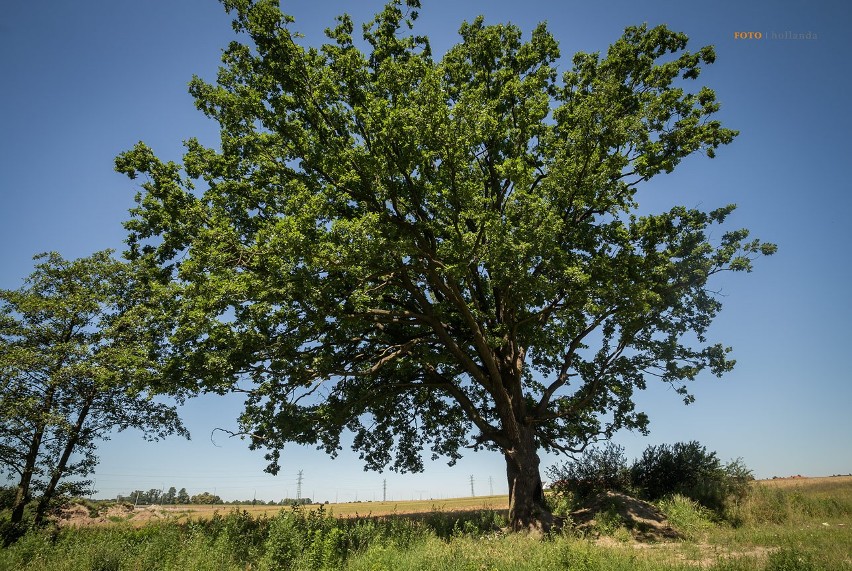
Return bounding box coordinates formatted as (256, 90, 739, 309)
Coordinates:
(1, 477, 849, 571)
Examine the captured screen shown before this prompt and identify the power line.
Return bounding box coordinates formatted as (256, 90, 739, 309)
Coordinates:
(296, 470, 303, 500)
(470, 475, 475, 497)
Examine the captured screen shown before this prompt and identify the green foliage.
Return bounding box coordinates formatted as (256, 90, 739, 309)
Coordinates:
(0, 251, 188, 527)
(546, 442, 632, 501)
(630, 441, 752, 514)
(590, 503, 629, 538)
(764, 548, 817, 571)
(727, 482, 852, 527)
(656, 494, 714, 540)
(631, 441, 717, 502)
(724, 458, 757, 505)
(116, 0, 774, 529)
(710, 559, 760, 571)
(0, 515, 29, 547)
(420, 508, 506, 539)
(0, 507, 508, 570)
(189, 491, 223, 505)
(193, 505, 431, 571)
(547, 440, 755, 523)
(348, 533, 694, 571)
(261, 507, 339, 570)
(1, 486, 851, 571)
(201, 509, 267, 564)
(0, 487, 16, 511)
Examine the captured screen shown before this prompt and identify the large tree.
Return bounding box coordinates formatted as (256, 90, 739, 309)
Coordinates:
(116, 0, 774, 530)
(0, 252, 188, 528)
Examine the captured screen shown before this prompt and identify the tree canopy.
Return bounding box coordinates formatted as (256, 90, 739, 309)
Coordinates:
(0, 251, 188, 528)
(116, 0, 774, 530)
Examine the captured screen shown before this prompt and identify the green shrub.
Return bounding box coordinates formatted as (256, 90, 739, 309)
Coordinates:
(547, 441, 754, 521)
(546, 442, 632, 501)
(204, 509, 267, 564)
(0, 503, 37, 547)
(657, 494, 714, 540)
(0, 487, 16, 511)
(630, 441, 719, 503)
(420, 509, 505, 539)
(630, 441, 752, 515)
(592, 504, 628, 538)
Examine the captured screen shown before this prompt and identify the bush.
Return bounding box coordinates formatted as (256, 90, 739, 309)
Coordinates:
(630, 441, 718, 503)
(0, 486, 17, 511)
(547, 441, 754, 520)
(546, 442, 632, 501)
(630, 441, 752, 514)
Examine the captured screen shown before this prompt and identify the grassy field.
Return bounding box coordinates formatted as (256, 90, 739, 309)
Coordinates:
(1, 477, 849, 570)
(54, 495, 512, 528)
(171, 494, 510, 520)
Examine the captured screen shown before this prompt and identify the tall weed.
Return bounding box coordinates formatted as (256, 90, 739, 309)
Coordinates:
(657, 494, 715, 540)
(728, 483, 852, 526)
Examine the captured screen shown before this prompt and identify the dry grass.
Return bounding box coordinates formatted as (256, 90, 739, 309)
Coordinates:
(59, 494, 510, 526)
(757, 474, 852, 490)
(182, 494, 508, 520)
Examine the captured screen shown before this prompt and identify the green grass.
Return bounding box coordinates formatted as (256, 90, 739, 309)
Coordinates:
(1, 477, 850, 571)
(656, 494, 715, 540)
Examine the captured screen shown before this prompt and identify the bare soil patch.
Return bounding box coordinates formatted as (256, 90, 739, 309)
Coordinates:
(569, 491, 681, 541)
(58, 503, 189, 527)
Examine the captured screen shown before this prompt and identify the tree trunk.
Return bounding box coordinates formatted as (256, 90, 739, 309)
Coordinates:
(10, 386, 57, 525)
(10, 443, 39, 525)
(34, 397, 92, 526)
(504, 427, 553, 533)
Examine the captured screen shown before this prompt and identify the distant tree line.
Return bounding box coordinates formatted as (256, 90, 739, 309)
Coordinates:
(117, 486, 311, 506)
(118, 487, 189, 505)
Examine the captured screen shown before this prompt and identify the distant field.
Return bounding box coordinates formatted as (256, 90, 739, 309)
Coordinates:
(757, 474, 852, 489)
(160, 494, 510, 520)
(59, 494, 512, 526)
(74, 476, 852, 525)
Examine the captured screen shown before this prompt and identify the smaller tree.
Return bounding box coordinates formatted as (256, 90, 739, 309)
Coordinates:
(0, 251, 188, 528)
(177, 487, 190, 504)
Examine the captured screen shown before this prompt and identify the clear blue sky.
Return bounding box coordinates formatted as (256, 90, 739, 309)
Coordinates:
(1, 0, 850, 503)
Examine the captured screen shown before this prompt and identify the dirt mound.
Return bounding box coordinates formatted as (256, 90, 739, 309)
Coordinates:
(57, 502, 175, 527)
(569, 491, 680, 542)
